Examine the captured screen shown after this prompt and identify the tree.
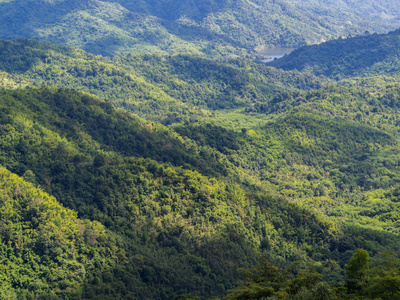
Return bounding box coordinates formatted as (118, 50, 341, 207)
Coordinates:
(367, 252, 400, 299)
(345, 248, 369, 294)
(226, 255, 291, 299)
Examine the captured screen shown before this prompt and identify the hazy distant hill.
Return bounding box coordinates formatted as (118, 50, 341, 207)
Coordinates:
(1, 0, 400, 57)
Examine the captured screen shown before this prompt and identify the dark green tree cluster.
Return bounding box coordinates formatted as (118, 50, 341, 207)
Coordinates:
(228, 249, 400, 299)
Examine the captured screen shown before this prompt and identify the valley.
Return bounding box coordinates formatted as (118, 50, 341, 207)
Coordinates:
(1, 1, 400, 299)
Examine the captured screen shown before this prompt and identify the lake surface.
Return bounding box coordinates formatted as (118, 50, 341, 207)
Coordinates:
(259, 47, 297, 63)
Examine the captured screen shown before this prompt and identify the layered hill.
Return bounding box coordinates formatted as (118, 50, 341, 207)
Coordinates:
(2, 38, 400, 298)
(0, 86, 351, 298)
(0, 38, 329, 124)
(268, 28, 400, 78)
(0, 0, 400, 57)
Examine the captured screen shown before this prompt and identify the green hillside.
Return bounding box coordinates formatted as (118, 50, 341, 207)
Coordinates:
(2, 37, 400, 298)
(0, 38, 329, 124)
(268, 29, 400, 78)
(2, 84, 400, 299)
(0, 86, 350, 298)
(1, 0, 399, 57)
(0, 166, 116, 298)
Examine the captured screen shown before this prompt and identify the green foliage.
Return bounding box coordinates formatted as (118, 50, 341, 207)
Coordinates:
(8, 81, 400, 298)
(269, 29, 400, 78)
(346, 249, 370, 281)
(226, 255, 326, 300)
(345, 249, 369, 294)
(2, 80, 400, 298)
(227, 249, 400, 299)
(0, 86, 345, 298)
(342, 250, 400, 299)
(0, 38, 330, 124)
(366, 252, 400, 299)
(0, 166, 114, 298)
(2, 31, 400, 299)
(1, 0, 398, 57)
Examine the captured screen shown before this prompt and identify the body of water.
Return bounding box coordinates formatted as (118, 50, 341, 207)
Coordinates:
(259, 47, 297, 63)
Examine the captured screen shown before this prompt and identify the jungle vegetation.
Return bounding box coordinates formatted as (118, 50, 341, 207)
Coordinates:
(1, 24, 400, 299)
(0, 0, 399, 57)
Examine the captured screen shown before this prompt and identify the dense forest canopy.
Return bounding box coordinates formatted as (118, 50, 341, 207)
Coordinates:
(0, 38, 330, 124)
(268, 28, 400, 79)
(1, 78, 400, 298)
(0, 0, 400, 57)
(1, 2, 400, 297)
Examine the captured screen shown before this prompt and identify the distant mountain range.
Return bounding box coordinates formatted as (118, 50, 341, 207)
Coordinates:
(1, 0, 400, 57)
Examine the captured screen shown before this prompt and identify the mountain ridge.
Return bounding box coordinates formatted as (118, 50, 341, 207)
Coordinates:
(268, 29, 400, 79)
(2, 27, 400, 298)
(1, 0, 400, 57)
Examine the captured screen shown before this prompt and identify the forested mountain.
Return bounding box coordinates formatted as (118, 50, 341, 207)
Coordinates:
(268, 28, 400, 78)
(0, 86, 349, 298)
(2, 35, 400, 298)
(0, 0, 399, 57)
(0, 38, 329, 123)
(3, 84, 400, 299)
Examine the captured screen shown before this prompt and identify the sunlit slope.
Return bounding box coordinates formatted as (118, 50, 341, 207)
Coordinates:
(0, 86, 347, 298)
(0, 166, 115, 298)
(2, 33, 400, 298)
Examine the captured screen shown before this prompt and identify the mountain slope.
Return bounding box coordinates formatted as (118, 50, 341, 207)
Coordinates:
(0, 86, 352, 298)
(0, 38, 329, 124)
(268, 29, 400, 78)
(3, 40, 400, 240)
(3, 36, 400, 298)
(3, 84, 400, 298)
(0, 166, 116, 298)
(1, 0, 400, 57)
